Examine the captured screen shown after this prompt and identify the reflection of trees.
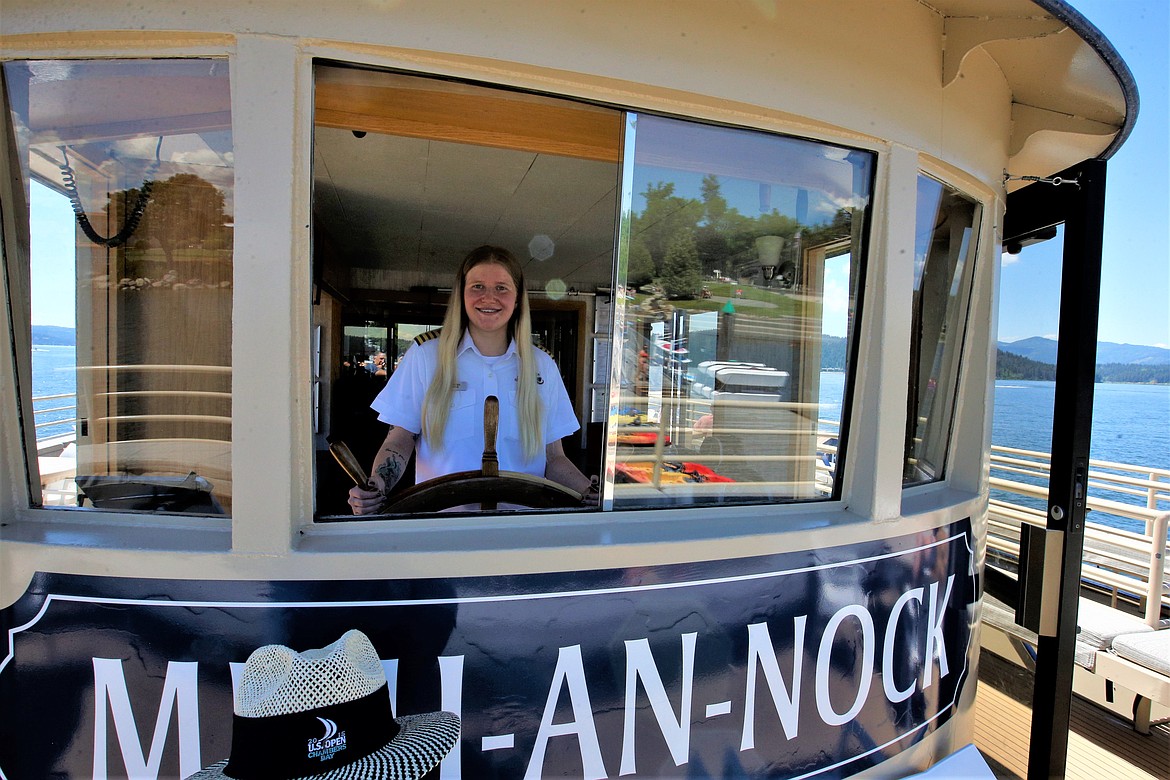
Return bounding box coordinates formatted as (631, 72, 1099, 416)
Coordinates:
(97, 173, 232, 285)
(695, 173, 738, 280)
(630, 175, 850, 295)
(633, 181, 703, 278)
(627, 241, 655, 287)
(661, 233, 702, 298)
(801, 207, 853, 247)
(92, 176, 231, 277)
(130, 173, 231, 264)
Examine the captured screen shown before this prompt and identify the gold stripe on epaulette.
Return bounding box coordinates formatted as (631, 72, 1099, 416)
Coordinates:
(413, 328, 442, 345)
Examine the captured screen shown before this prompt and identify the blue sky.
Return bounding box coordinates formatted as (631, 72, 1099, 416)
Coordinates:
(997, 0, 1169, 348)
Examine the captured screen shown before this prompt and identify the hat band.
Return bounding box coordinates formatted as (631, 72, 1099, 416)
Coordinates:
(224, 683, 399, 779)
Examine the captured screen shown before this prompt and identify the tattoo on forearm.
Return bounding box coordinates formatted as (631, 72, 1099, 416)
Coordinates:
(375, 448, 411, 497)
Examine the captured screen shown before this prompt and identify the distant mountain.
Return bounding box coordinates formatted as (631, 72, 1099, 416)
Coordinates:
(31, 325, 75, 346)
(1098, 342, 1170, 365)
(997, 336, 1058, 363)
(998, 337, 1170, 366)
(996, 344, 1169, 384)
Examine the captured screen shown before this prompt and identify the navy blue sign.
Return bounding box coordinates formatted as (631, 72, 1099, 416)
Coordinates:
(0, 520, 976, 778)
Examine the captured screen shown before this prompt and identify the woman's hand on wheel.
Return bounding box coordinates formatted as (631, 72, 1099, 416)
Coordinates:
(581, 475, 601, 507)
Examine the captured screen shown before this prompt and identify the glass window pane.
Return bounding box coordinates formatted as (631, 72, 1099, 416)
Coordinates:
(311, 64, 621, 517)
(5, 59, 234, 514)
(903, 174, 980, 484)
(609, 115, 872, 507)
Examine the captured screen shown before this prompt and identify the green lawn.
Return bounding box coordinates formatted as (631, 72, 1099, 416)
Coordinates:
(631, 282, 816, 319)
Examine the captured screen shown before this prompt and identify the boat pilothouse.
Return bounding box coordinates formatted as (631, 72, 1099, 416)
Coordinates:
(0, 2, 1135, 778)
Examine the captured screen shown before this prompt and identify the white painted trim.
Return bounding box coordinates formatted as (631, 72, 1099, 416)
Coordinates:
(230, 35, 304, 552)
(846, 145, 917, 522)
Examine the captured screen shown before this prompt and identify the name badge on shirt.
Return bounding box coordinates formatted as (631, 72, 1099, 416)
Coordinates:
(453, 381, 468, 391)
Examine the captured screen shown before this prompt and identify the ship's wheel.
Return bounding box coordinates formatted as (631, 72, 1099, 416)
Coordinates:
(380, 395, 583, 513)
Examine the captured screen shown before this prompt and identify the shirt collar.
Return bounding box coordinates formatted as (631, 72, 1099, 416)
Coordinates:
(458, 329, 517, 360)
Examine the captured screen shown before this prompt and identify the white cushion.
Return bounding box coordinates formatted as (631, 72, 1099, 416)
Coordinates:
(1111, 630, 1170, 677)
(1076, 598, 1153, 650)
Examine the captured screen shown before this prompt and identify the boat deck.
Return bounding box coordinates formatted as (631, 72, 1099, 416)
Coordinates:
(974, 650, 1170, 779)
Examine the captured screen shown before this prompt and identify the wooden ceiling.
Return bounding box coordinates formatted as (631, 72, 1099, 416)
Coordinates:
(312, 66, 623, 293)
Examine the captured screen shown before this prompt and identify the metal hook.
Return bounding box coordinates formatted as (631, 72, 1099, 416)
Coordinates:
(1003, 169, 1081, 189)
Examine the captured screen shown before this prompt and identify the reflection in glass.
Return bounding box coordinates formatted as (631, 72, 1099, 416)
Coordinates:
(5, 59, 234, 514)
(610, 115, 872, 507)
(903, 175, 980, 484)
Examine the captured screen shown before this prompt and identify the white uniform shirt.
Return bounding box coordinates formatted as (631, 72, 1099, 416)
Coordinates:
(370, 330, 580, 483)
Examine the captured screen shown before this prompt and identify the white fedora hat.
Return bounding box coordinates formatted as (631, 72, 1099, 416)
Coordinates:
(187, 629, 460, 780)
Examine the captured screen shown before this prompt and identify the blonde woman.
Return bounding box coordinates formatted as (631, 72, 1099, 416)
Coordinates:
(348, 246, 596, 514)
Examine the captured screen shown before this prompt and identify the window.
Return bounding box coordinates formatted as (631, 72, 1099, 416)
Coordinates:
(310, 64, 622, 515)
(309, 65, 873, 516)
(5, 59, 234, 514)
(609, 115, 872, 507)
(903, 175, 980, 484)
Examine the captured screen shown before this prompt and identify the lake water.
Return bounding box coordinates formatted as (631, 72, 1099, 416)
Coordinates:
(30, 345, 79, 439)
(994, 380, 1169, 536)
(994, 380, 1170, 474)
(29, 350, 1167, 532)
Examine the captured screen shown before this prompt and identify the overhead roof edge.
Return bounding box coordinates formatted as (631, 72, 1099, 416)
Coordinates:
(1034, 0, 1139, 158)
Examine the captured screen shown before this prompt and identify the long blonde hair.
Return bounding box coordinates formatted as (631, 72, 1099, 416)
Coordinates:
(421, 246, 543, 460)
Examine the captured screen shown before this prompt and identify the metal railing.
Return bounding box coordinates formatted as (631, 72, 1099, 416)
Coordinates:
(31, 368, 233, 509)
(32, 392, 77, 440)
(987, 444, 1170, 626)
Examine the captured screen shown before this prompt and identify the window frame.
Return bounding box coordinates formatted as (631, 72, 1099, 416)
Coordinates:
(603, 111, 875, 510)
(898, 171, 982, 488)
(2, 54, 238, 519)
(306, 62, 878, 520)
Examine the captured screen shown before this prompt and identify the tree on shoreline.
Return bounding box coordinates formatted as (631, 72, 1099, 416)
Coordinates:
(995, 350, 1169, 384)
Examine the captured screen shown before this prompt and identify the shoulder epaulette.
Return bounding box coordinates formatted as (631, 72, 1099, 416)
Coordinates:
(413, 328, 442, 345)
(535, 342, 554, 358)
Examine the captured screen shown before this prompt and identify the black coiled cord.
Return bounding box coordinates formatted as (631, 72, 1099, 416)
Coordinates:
(58, 137, 162, 248)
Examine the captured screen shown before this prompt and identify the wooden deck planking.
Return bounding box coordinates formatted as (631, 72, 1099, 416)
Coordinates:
(975, 651, 1170, 780)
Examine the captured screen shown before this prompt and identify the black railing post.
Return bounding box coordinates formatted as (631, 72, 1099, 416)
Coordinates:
(1029, 159, 1107, 780)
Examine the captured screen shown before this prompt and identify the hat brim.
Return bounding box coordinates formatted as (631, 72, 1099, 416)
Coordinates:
(186, 711, 461, 780)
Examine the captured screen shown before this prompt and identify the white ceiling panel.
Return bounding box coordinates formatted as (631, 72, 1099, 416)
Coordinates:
(314, 125, 620, 290)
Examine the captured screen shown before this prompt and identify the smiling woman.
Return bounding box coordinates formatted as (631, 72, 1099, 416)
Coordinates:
(462, 262, 518, 355)
(342, 245, 593, 514)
